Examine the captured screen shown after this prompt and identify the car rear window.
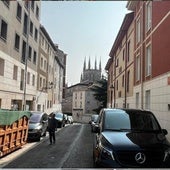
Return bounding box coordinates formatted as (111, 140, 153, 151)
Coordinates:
(30, 113, 41, 123)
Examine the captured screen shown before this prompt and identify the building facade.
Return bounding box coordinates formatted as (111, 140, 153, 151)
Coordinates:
(127, 1, 170, 136)
(0, 1, 66, 113)
(106, 1, 170, 139)
(0, 1, 40, 110)
(106, 12, 134, 109)
(71, 83, 100, 123)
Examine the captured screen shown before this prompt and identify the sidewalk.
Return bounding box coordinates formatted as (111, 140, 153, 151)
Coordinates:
(0, 136, 47, 168)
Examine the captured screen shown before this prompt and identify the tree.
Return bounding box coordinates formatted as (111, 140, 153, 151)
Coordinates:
(89, 78, 107, 114)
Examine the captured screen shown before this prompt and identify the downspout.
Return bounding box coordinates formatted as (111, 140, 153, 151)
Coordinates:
(23, 3, 30, 111)
(114, 56, 116, 108)
(125, 32, 128, 108)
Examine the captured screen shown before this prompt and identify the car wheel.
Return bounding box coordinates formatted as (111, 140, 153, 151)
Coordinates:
(36, 135, 41, 142)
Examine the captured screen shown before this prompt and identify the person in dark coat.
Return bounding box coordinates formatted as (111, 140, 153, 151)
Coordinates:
(48, 113, 57, 145)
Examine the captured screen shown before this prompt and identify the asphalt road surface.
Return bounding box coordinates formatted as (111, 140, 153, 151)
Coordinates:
(2, 123, 94, 168)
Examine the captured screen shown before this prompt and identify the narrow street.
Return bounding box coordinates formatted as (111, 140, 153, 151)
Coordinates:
(2, 124, 94, 168)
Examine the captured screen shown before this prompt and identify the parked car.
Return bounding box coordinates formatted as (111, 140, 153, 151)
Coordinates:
(28, 111, 48, 141)
(53, 112, 66, 128)
(68, 116, 73, 124)
(90, 114, 99, 132)
(93, 108, 170, 168)
(64, 114, 69, 124)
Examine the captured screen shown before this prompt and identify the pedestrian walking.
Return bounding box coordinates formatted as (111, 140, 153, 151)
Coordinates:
(48, 113, 57, 145)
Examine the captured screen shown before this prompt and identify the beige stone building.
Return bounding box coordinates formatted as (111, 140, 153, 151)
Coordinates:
(0, 1, 40, 110)
(106, 12, 134, 109)
(72, 83, 100, 123)
(36, 25, 66, 114)
(0, 1, 66, 113)
(37, 25, 55, 113)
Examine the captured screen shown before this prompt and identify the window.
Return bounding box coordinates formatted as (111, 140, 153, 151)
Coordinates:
(34, 27, 38, 41)
(0, 58, 4, 76)
(80, 102, 82, 108)
(44, 60, 47, 70)
(43, 78, 45, 88)
(23, 13, 28, 36)
(127, 71, 130, 92)
(21, 40, 26, 63)
(31, 1, 34, 11)
(13, 65, 18, 80)
(136, 55, 140, 81)
(127, 41, 130, 62)
(36, 5, 39, 19)
(27, 72, 30, 84)
(20, 69, 24, 90)
(30, 21, 33, 36)
(145, 90, 151, 110)
(136, 18, 141, 43)
(32, 74, 35, 86)
(75, 101, 77, 108)
(28, 46, 32, 60)
(33, 51, 37, 64)
(146, 45, 151, 76)
(146, 2, 152, 31)
(0, 19, 8, 41)
(41, 36, 44, 47)
(41, 57, 43, 68)
(136, 92, 139, 108)
(123, 49, 125, 61)
(40, 77, 42, 88)
(122, 75, 124, 87)
(14, 33, 20, 51)
(16, 2, 22, 21)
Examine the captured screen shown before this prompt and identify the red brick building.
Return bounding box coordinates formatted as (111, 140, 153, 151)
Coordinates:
(106, 1, 170, 139)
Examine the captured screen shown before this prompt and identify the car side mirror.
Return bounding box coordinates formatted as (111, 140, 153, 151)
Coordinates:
(162, 129, 168, 135)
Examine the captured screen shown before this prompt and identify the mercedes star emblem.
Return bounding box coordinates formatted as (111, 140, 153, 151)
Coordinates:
(135, 152, 146, 164)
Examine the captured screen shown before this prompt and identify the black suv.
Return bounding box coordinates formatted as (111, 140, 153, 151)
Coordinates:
(53, 112, 66, 128)
(93, 108, 170, 168)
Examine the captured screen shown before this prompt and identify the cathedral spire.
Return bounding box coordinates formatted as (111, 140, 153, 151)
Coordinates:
(95, 57, 97, 70)
(80, 73, 83, 82)
(88, 57, 91, 70)
(83, 57, 86, 70)
(99, 58, 102, 71)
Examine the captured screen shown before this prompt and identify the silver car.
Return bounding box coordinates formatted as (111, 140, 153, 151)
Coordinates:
(28, 111, 48, 141)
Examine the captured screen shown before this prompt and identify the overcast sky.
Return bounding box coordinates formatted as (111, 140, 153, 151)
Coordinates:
(40, 1, 129, 86)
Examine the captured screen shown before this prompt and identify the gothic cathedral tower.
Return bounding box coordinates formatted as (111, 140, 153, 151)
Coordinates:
(80, 57, 102, 83)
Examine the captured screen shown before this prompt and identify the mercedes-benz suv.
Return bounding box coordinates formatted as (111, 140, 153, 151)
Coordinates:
(93, 108, 170, 168)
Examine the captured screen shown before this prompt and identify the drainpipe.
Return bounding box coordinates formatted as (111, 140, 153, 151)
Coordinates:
(23, 3, 30, 111)
(125, 32, 128, 108)
(114, 56, 116, 108)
